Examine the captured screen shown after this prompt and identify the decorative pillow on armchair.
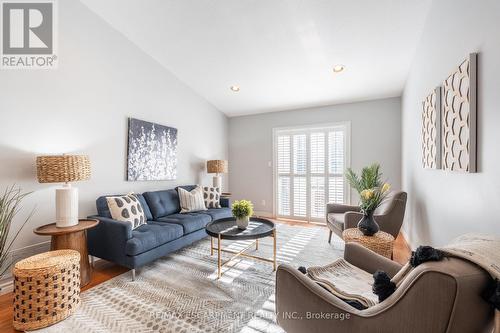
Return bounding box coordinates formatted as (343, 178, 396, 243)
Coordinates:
(178, 186, 207, 213)
(106, 193, 146, 229)
(203, 186, 221, 209)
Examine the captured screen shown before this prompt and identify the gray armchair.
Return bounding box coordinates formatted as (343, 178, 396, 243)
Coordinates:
(275, 243, 494, 333)
(326, 191, 407, 242)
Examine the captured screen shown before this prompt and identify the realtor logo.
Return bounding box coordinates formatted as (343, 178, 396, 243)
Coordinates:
(1, 1, 57, 69)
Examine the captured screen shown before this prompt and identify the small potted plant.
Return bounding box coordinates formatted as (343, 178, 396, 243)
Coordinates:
(345, 164, 391, 236)
(231, 200, 254, 230)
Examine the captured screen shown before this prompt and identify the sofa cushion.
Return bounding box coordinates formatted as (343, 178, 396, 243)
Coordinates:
(125, 223, 183, 256)
(97, 193, 152, 221)
(143, 189, 181, 219)
(327, 213, 344, 224)
(199, 208, 232, 221)
(157, 213, 211, 234)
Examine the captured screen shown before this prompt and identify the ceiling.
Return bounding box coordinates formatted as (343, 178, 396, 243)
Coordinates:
(81, 0, 432, 116)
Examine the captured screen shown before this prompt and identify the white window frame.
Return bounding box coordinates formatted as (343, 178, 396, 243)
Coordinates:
(272, 121, 351, 223)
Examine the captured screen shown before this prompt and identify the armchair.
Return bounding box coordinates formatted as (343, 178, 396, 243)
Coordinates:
(326, 191, 407, 242)
(275, 243, 493, 333)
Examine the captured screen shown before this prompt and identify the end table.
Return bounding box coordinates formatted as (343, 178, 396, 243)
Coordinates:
(34, 219, 99, 287)
(342, 228, 395, 259)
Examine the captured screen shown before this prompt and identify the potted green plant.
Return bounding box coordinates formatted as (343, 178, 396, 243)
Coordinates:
(0, 185, 34, 286)
(345, 163, 391, 236)
(231, 200, 254, 230)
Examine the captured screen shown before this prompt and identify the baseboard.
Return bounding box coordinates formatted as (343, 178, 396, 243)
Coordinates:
(0, 241, 51, 295)
(253, 211, 274, 218)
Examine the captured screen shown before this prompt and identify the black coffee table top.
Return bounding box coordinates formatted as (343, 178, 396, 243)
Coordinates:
(205, 217, 275, 240)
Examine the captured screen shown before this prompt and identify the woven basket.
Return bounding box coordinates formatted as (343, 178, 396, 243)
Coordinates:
(342, 228, 395, 258)
(13, 250, 81, 331)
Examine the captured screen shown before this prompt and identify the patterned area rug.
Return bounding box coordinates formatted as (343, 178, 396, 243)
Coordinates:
(33, 223, 344, 333)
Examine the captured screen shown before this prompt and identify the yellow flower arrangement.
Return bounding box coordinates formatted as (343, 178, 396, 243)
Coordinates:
(360, 189, 374, 200)
(345, 164, 391, 215)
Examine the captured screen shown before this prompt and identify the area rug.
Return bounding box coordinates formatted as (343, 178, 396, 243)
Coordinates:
(33, 223, 344, 333)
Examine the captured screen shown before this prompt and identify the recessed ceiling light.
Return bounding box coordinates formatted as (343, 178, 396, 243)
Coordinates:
(230, 85, 240, 92)
(333, 64, 345, 73)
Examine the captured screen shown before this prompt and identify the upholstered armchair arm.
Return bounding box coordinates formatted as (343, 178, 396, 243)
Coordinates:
(87, 215, 132, 262)
(326, 203, 360, 214)
(276, 263, 364, 332)
(344, 243, 402, 277)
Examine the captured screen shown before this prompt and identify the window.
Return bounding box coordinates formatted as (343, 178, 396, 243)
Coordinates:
(274, 123, 350, 223)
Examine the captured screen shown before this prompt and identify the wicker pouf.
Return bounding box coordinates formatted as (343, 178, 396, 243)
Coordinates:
(342, 228, 395, 258)
(13, 250, 81, 331)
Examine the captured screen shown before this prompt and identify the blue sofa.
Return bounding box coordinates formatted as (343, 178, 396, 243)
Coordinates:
(87, 185, 231, 277)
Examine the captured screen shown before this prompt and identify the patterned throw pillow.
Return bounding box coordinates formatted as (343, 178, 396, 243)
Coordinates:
(203, 187, 221, 209)
(178, 186, 207, 213)
(106, 193, 146, 229)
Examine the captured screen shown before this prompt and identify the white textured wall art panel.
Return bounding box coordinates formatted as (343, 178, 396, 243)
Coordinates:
(442, 53, 477, 172)
(422, 87, 441, 169)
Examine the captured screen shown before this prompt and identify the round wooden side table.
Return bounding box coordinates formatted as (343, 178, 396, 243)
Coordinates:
(342, 228, 395, 258)
(34, 219, 99, 287)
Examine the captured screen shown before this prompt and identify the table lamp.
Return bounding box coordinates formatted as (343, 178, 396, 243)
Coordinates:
(207, 160, 228, 190)
(36, 154, 91, 228)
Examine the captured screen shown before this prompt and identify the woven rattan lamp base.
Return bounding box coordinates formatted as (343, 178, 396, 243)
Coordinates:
(342, 228, 395, 258)
(13, 250, 81, 331)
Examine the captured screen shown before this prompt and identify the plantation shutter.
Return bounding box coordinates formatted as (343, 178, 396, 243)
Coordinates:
(293, 134, 307, 217)
(328, 130, 345, 204)
(277, 135, 291, 216)
(275, 124, 349, 222)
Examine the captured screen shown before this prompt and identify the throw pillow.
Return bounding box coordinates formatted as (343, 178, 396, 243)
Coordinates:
(178, 186, 207, 213)
(203, 186, 221, 209)
(106, 193, 146, 229)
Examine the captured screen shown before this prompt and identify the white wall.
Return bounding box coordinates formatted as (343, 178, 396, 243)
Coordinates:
(0, 0, 228, 255)
(402, 0, 500, 248)
(229, 97, 402, 216)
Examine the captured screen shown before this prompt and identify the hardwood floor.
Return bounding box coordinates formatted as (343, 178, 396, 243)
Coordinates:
(0, 220, 411, 332)
(393, 232, 412, 264)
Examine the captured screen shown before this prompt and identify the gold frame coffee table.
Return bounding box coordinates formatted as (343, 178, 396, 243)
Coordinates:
(205, 217, 277, 279)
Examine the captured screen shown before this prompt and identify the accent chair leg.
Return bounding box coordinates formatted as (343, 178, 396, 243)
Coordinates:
(131, 269, 136, 281)
(328, 230, 333, 244)
(90, 255, 95, 268)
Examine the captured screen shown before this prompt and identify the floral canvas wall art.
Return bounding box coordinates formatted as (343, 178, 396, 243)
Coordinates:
(127, 118, 178, 181)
